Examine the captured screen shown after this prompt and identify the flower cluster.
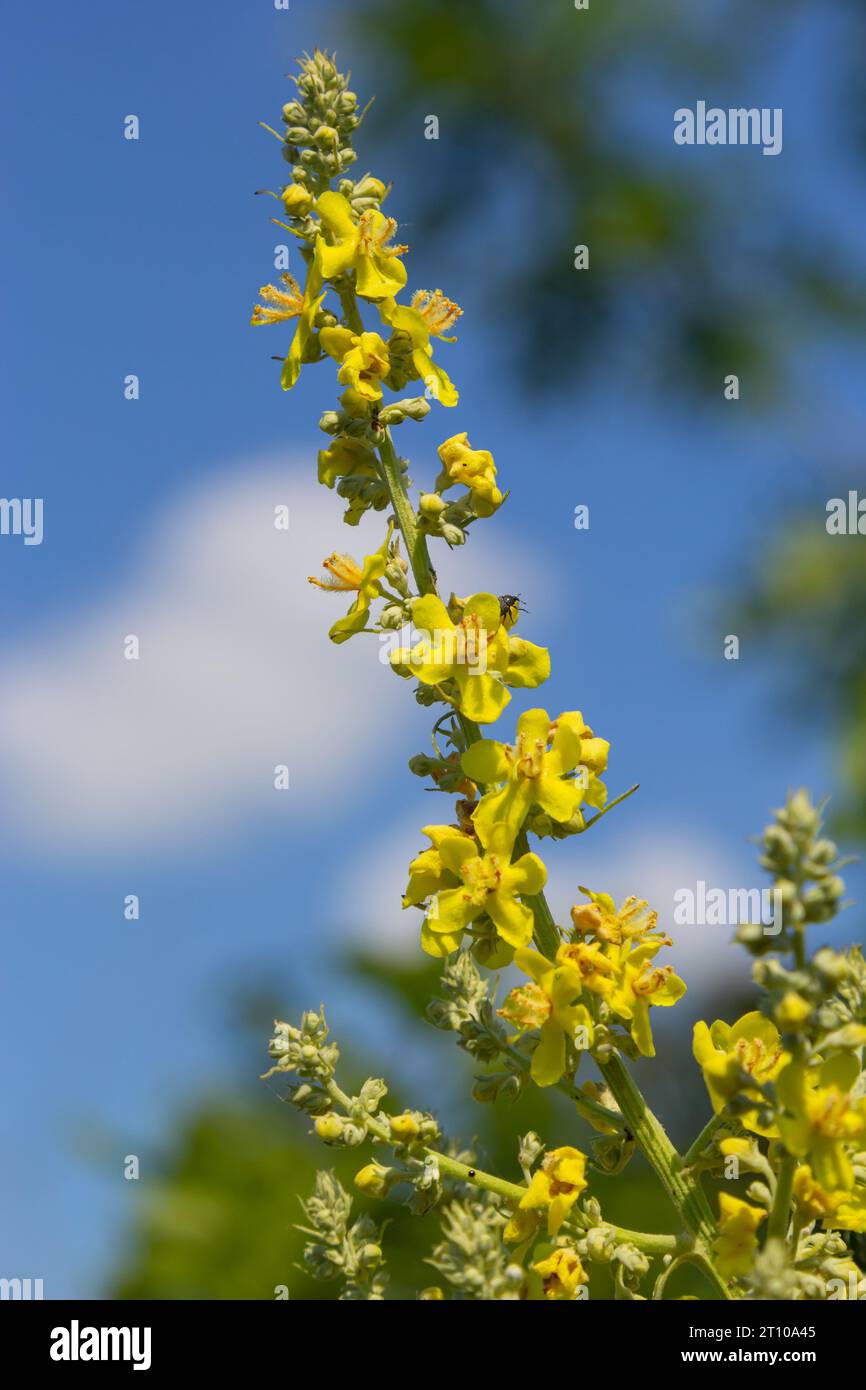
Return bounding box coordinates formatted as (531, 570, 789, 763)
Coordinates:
(685, 792, 866, 1295)
(253, 52, 864, 1302)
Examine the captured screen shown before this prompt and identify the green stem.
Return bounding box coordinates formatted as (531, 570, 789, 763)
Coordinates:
(580, 783, 640, 834)
(338, 286, 365, 335)
(430, 1153, 682, 1255)
(327, 1087, 680, 1258)
(376, 426, 437, 596)
(654, 1249, 733, 1301)
(428, 1149, 525, 1205)
(683, 1112, 726, 1167)
(598, 1053, 719, 1256)
(767, 1152, 796, 1244)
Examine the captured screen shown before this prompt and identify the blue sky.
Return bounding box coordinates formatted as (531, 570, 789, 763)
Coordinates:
(2, 0, 865, 1295)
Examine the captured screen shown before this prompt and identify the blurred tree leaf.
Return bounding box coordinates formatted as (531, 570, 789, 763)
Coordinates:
(349, 0, 866, 396)
(733, 518, 866, 838)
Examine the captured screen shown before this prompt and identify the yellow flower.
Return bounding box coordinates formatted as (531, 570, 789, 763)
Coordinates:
(249, 265, 326, 391)
(570, 891, 665, 949)
(462, 708, 607, 851)
(314, 190, 408, 300)
(505, 1147, 588, 1240)
(777, 1054, 866, 1191)
(379, 290, 462, 407)
(317, 436, 378, 490)
(532, 1247, 587, 1300)
(792, 1165, 846, 1224)
(556, 941, 617, 997)
(608, 945, 686, 1058)
(403, 823, 474, 903)
(830, 1185, 866, 1233)
(424, 824, 547, 955)
(436, 432, 502, 516)
(712, 1193, 765, 1278)
(390, 592, 550, 725)
(320, 327, 391, 402)
(498, 947, 594, 1087)
(308, 523, 392, 643)
(692, 1012, 789, 1136)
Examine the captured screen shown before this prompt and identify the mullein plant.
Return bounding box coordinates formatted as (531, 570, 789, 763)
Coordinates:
(253, 52, 866, 1302)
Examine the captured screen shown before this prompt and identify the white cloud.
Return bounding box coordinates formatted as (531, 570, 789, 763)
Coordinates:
(0, 455, 549, 855)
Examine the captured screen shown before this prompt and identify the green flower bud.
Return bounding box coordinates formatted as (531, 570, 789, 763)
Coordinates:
(379, 604, 407, 630)
(471, 1072, 521, 1104)
(408, 753, 437, 777)
(586, 1225, 617, 1263)
(592, 1132, 636, 1175)
(419, 492, 446, 518)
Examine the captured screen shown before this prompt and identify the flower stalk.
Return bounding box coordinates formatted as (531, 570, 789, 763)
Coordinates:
(253, 50, 865, 1303)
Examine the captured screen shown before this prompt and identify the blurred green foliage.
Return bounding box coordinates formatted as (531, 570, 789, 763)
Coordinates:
(107, 953, 725, 1299)
(349, 0, 866, 395)
(735, 520, 866, 840)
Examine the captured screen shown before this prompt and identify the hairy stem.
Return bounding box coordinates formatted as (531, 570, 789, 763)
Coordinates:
(766, 1152, 796, 1244)
(376, 426, 437, 596)
(599, 1053, 717, 1247)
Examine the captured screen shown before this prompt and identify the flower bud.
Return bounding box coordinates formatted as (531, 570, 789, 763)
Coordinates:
(408, 754, 437, 777)
(379, 604, 407, 630)
(390, 1112, 422, 1142)
(774, 991, 812, 1030)
(318, 410, 342, 435)
(592, 1132, 636, 1175)
(314, 1113, 345, 1143)
(353, 174, 387, 202)
(441, 523, 466, 547)
(354, 1162, 396, 1197)
(281, 182, 314, 215)
(585, 1225, 617, 1263)
(419, 492, 445, 518)
(471, 1072, 521, 1104)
